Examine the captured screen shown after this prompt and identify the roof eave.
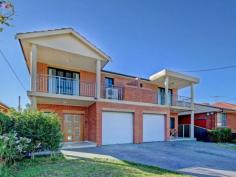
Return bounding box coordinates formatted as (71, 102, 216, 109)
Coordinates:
(149, 69, 200, 84)
(15, 28, 111, 62)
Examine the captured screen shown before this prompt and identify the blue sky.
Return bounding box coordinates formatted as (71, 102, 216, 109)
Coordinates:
(1, 0, 236, 108)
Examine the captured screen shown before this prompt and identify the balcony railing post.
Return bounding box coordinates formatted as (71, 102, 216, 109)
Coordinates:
(190, 83, 195, 138)
(58, 77, 61, 94)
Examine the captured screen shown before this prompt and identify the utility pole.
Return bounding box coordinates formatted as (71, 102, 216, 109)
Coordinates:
(18, 96, 21, 112)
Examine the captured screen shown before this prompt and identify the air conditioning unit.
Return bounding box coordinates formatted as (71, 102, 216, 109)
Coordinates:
(106, 87, 119, 99)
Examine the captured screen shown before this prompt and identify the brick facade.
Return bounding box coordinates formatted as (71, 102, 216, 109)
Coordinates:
(95, 101, 171, 145)
(37, 104, 89, 142)
(36, 62, 184, 145)
(37, 101, 172, 145)
(227, 113, 236, 133)
(36, 62, 178, 104)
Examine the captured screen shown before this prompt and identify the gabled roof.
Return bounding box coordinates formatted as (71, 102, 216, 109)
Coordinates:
(212, 102, 236, 111)
(179, 103, 222, 115)
(179, 102, 236, 116)
(16, 28, 111, 61)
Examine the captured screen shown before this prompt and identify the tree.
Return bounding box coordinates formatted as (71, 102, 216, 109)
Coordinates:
(0, 0, 14, 32)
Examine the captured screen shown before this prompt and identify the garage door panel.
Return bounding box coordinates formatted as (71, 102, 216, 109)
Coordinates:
(143, 114, 165, 142)
(102, 112, 133, 145)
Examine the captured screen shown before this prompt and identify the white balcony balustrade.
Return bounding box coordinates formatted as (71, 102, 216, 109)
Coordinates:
(36, 74, 96, 97)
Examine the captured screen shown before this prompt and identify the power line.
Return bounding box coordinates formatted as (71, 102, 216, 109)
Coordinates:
(182, 65, 236, 73)
(0, 48, 27, 91)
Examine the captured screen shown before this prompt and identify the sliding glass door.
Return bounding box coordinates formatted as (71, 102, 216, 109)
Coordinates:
(158, 88, 173, 105)
(48, 68, 79, 95)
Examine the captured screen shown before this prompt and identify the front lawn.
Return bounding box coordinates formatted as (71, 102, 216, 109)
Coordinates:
(1, 156, 186, 177)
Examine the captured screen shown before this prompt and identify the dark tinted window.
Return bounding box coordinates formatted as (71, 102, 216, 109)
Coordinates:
(105, 77, 114, 87)
(170, 117, 175, 129)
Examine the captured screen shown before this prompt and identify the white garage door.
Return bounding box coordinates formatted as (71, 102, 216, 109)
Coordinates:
(143, 114, 165, 142)
(102, 112, 133, 145)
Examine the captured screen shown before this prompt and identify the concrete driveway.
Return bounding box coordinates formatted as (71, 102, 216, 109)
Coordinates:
(62, 141, 236, 177)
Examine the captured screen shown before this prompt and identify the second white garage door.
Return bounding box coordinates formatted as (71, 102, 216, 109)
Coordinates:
(143, 114, 165, 142)
(102, 112, 133, 145)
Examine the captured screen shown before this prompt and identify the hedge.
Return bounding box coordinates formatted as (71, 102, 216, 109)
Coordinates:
(208, 128, 232, 143)
(0, 109, 63, 165)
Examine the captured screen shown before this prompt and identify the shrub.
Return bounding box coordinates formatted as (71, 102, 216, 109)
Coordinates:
(0, 131, 31, 165)
(0, 112, 14, 134)
(0, 109, 63, 166)
(208, 128, 232, 143)
(7, 110, 63, 152)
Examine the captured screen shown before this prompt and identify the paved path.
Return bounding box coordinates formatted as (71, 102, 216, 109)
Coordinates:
(62, 141, 236, 177)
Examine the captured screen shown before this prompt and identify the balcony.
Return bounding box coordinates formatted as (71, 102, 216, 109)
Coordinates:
(101, 85, 124, 100)
(35, 75, 191, 108)
(100, 84, 192, 108)
(36, 74, 96, 97)
(158, 93, 192, 108)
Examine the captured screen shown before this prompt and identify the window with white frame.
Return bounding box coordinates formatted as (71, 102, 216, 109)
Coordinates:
(217, 113, 227, 127)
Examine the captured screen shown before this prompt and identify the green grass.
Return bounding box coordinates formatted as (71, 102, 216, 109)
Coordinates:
(0, 156, 187, 177)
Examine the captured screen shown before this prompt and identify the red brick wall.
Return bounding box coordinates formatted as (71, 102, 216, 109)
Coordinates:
(36, 62, 96, 96)
(37, 104, 89, 142)
(37, 102, 172, 145)
(124, 85, 156, 103)
(95, 101, 170, 145)
(88, 103, 97, 142)
(80, 71, 96, 97)
(36, 63, 178, 104)
(101, 73, 160, 103)
(227, 113, 236, 133)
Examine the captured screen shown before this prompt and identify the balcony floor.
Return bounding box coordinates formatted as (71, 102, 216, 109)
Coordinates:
(28, 91, 96, 106)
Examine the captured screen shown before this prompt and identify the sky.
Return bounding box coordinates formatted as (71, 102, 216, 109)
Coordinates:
(1, 0, 236, 108)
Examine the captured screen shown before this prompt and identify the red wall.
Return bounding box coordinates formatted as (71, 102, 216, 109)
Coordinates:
(179, 112, 217, 130)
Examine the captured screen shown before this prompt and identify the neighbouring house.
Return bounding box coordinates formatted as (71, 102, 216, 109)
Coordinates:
(179, 102, 236, 139)
(0, 101, 9, 113)
(213, 102, 236, 135)
(16, 28, 199, 146)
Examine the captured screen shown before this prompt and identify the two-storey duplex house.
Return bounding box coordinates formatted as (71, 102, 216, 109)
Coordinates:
(16, 28, 199, 146)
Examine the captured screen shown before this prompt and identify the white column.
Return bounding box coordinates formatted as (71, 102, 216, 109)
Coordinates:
(31, 96, 37, 110)
(96, 59, 101, 99)
(30, 44, 37, 91)
(164, 76, 169, 106)
(190, 83, 195, 138)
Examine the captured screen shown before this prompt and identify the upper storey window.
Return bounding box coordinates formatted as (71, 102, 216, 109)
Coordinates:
(105, 77, 114, 88)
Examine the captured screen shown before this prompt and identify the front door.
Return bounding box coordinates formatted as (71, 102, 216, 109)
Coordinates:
(63, 114, 82, 142)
